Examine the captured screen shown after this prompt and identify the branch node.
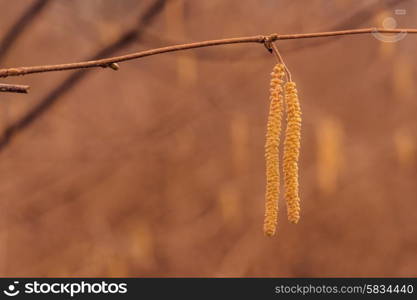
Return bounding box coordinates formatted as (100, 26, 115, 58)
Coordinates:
(262, 34, 279, 53)
(101, 62, 120, 71)
(0, 68, 25, 78)
(262, 35, 274, 53)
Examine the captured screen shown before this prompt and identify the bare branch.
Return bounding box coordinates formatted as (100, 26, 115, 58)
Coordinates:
(0, 83, 29, 94)
(0, 0, 50, 62)
(284, 0, 412, 53)
(0, 0, 166, 151)
(138, 0, 411, 61)
(1, 28, 417, 79)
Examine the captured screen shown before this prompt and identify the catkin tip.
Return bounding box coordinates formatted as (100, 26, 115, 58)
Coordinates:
(264, 227, 276, 237)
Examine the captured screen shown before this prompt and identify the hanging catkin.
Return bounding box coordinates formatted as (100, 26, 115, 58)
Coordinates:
(263, 63, 285, 236)
(283, 81, 302, 223)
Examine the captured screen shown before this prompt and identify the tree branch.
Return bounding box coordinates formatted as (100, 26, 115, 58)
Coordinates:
(0, 0, 50, 62)
(0, 0, 166, 151)
(139, 0, 410, 61)
(286, 0, 411, 53)
(0, 28, 416, 79)
(0, 83, 29, 93)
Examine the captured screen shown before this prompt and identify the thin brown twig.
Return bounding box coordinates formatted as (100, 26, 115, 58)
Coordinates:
(271, 42, 292, 82)
(285, 0, 411, 54)
(139, 0, 410, 62)
(0, 27, 416, 79)
(0, 83, 29, 94)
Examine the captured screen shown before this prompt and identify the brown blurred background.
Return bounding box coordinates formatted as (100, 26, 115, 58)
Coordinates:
(0, 0, 416, 277)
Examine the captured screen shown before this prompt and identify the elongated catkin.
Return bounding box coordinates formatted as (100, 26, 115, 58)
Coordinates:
(263, 64, 285, 236)
(283, 81, 302, 224)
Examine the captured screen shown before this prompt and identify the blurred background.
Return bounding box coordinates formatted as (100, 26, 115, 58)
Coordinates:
(0, 0, 416, 277)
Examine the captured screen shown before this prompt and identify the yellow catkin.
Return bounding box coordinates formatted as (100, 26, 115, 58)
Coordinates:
(283, 81, 302, 224)
(263, 63, 285, 236)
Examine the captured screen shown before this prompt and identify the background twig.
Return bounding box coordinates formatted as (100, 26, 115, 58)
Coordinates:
(0, 0, 166, 151)
(0, 0, 50, 63)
